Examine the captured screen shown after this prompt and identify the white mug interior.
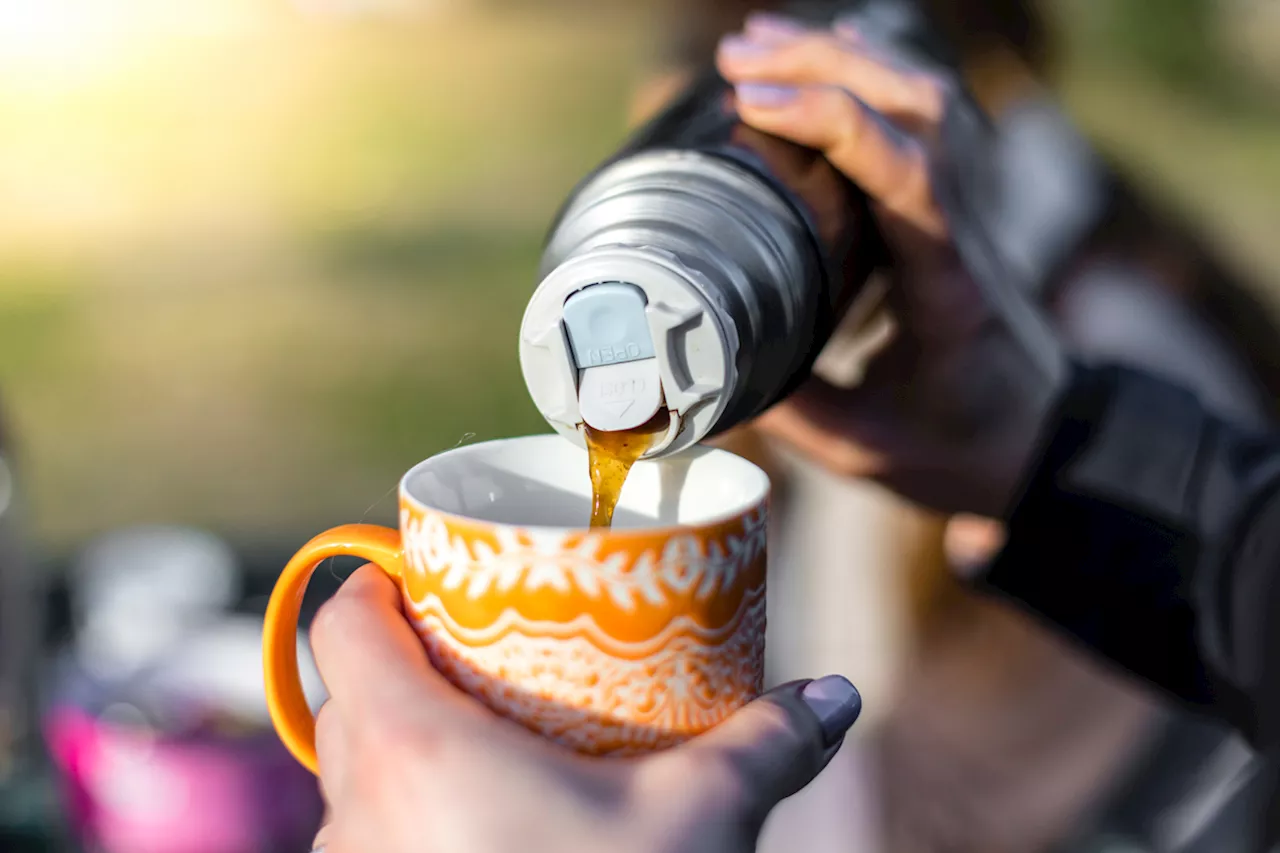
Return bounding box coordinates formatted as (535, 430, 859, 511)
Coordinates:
(401, 434, 769, 530)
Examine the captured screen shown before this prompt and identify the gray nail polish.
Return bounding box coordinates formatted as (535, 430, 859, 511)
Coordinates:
(800, 675, 862, 747)
(718, 35, 771, 58)
(735, 84, 800, 108)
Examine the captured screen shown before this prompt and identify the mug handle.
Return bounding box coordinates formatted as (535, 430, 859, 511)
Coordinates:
(263, 523, 404, 774)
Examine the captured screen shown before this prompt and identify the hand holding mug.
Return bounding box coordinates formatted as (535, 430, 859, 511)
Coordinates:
(265, 435, 778, 766)
(263, 434, 861, 852)
(308, 566, 861, 853)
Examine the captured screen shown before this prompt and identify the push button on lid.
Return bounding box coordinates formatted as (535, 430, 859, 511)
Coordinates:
(562, 283, 656, 368)
(576, 358, 663, 432)
(562, 283, 663, 432)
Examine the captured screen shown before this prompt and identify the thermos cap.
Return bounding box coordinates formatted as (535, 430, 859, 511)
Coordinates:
(519, 246, 737, 455)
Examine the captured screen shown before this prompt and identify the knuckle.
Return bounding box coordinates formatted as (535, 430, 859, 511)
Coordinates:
(751, 693, 803, 737)
(912, 72, 952, 119)
(635, 749, 747, 817)
(816, 34, 858, 70)
(754, 695, 822, 761)
(751, 694, 827, 769)
(828, 88, 867, 147)
(819, 89, 870, 163)
(693, 753, 755, 815)
(705, 758, 754, 816)
(826, 41, 875, 88)
(308, 599, 345, 654)
(310, 594, 361, 654)
(779, 32, 848, 79)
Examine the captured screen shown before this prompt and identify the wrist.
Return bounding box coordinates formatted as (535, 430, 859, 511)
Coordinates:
(941, 364, 1103, 579)
(993, 361, 1113, 520)
(945, 352, 1074, 519)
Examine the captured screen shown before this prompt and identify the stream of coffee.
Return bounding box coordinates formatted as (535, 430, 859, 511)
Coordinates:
(583, 410, 671, 528)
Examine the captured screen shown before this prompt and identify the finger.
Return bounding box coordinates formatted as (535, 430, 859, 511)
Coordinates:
(728, 83, 945, 239)
(309, 564, 444, 720)
(742, 12, 816, 43)
(310, 744, 337, 853)
(310, 823, 335, 853)
(315, 700, 348, 805)
(675, 676, 862, 825)
(717, 31, 945, 130)
(944, 515, 1007, 579)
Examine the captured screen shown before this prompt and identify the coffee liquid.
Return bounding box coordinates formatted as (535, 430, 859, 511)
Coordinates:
(583, 410, 671, 528)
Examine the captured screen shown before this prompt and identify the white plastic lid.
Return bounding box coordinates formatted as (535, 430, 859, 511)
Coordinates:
(520, 246, 737, 456)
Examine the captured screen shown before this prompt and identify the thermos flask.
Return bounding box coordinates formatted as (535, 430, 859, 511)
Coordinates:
(519, 64, 885, 457)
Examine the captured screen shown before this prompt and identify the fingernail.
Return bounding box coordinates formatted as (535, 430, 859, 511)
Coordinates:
(744, 12, 808, 40)
(801, 675, 862, 748)
(735, 83, 800, 108)
(718, 34, 772, 59)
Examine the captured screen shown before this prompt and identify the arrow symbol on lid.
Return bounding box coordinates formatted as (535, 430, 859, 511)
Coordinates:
(602, 400, 634, 418)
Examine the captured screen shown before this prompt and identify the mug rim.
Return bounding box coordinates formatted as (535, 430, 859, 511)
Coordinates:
(398, 434, 770, 536)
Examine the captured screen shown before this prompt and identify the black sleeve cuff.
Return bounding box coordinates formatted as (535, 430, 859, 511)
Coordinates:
(979, 363, 1243, 714)
(1220, 472, 1280, 747)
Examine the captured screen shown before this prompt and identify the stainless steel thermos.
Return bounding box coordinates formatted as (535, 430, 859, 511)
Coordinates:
(519, 65, 884, 457)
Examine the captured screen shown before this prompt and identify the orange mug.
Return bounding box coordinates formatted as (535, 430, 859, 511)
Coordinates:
(264, 435, 769, 772)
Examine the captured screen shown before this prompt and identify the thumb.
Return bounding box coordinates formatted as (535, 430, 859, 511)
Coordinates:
(678, 676, 862, 825)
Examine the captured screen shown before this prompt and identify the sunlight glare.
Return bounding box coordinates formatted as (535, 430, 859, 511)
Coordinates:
(0, 0, 271, 82)
(0, 0, 129, 70)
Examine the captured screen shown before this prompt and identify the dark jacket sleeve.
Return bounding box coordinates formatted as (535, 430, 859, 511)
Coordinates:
(981, 363, 1280, 753)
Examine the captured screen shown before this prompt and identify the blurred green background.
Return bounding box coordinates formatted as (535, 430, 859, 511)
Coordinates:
(0, 0, 1277, 549)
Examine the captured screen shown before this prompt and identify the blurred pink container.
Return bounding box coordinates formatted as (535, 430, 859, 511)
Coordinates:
(43, 607, 326, 853)
(46, 705, 322, 853)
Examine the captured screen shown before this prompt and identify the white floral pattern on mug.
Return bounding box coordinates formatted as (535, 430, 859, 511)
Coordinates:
(397, 502, 768, 754)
